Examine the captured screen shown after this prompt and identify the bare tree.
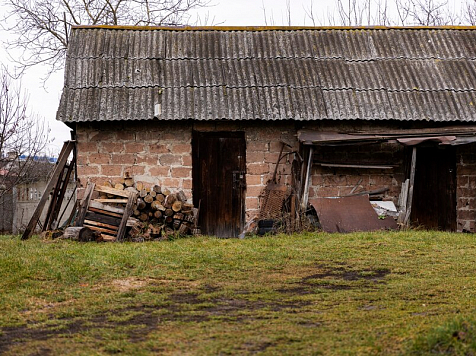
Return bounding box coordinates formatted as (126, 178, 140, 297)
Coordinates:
(320, 0, 476, 26)
(0, 66, 50, 198)
(2, 0, 210, 76)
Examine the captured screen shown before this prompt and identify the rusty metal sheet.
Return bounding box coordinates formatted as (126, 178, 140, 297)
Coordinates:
(310, 195, 398, 233)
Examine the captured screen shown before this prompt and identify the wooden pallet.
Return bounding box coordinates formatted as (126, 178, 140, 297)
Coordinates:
(75, 183, 137, 241)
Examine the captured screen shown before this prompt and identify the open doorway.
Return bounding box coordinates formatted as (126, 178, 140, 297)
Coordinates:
(411, 145, 456, 231)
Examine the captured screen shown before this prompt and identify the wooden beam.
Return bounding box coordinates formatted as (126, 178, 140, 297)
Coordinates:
(93, 198, 128, 204)
(318, 163, 394, 169)
(301, 146, 314, 210)
(404, 147, 417, 228)
(21, 141, 75, 240)
(75, 182, 95, 227)
(84, 219, 119, 231)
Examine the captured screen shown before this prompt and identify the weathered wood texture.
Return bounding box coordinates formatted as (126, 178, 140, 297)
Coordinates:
(192, 131, 246, 238)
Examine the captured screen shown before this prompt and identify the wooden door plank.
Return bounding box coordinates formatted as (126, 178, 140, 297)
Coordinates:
(21, 141, 75, 240)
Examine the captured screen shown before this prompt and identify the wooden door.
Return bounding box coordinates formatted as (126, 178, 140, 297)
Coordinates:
(411, 146, 456, 231)
(192, 132, 246, 237)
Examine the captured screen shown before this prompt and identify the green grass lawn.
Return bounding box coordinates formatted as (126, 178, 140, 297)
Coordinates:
(0, 231, 475, 355)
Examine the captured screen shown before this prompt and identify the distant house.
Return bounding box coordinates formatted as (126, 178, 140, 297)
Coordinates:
(57, 26, 476, 236)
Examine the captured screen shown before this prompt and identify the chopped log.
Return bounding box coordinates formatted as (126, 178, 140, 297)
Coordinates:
(164, 194, 176, 208)
(139, 189, 148, 198)
(176, 190, 187, 203)
(144, 194, 154, 204)
(178, 223, 190, 235)
(172, 201, 182, 212)
(164, 208, 174, 217)
(115, 178, 125, 185)
(103, 181, 113, 188)
(95, 185, 130, 198)
(149, 190, 157, 198)
(154, 210, 163, 219)
(135, 182, 144, 191)
(155, 194, 165, 203)
(173, 219, 181, 229)
(165, 216, 173, 224)
(124, 178, 134, 187)
(136, 198, 146, 210)
(133, 209, 140, 216)
(139, 213, 149, 222)
(62, 227, 98, 242)
(114, 183, 125, 190)
(127, 217, 140, 227)
(162, 188, 171, 196)
(151, 201, 163, 211)
(149, 212, 153, 217)
(173, 213, 184, 221)
(152, 185, 161, 193)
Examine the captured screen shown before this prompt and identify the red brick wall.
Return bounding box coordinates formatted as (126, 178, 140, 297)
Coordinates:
(76, 120, 476, 231)
(76, 121, 193, 199)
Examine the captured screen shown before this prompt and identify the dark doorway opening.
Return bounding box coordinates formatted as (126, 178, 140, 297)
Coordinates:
(192, 131, 246, 237)
(411, 145, 456, 231)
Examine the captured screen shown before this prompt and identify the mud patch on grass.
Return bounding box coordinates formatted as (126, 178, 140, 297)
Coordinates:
(279, 265, 390, 294)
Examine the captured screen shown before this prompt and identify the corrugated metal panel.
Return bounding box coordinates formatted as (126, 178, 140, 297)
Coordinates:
(57, 27, 476, 123)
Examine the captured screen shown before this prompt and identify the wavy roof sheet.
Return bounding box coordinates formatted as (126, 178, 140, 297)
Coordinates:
(57, 26, 476, 123)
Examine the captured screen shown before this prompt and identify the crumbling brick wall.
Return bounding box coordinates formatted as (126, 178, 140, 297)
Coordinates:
(75, 120, 299, 220)
(456, 144, 476, 232)
(76, 121, 194, 199)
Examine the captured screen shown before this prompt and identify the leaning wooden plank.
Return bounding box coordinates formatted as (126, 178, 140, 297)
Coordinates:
(403, 147, 417, 228)
(75, 182, 96, 227)
(116, 191, 138, 242)
(84, 219, 118, 231)
(95, 185, 130, 198)
(22, 141, 75, 240)
(94, 199, 128, 204)
(89, 200, 125, 214)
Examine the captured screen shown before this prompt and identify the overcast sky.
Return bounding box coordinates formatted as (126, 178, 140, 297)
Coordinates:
(0, 0, 467, 154)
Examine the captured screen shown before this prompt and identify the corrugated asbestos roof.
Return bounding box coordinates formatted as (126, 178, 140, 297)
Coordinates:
(57, 26, 476, 123)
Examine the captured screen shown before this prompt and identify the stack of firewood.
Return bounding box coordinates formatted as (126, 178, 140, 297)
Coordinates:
(99, 178, 199, 240)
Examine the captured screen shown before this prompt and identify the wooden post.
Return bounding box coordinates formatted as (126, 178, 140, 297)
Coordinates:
(301, 146, 314, 211)
(21, 141, 75, 240)
(404, 147, 417, 228)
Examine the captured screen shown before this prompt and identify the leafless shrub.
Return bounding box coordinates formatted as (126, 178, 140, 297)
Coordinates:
(0, 66, 50, 199)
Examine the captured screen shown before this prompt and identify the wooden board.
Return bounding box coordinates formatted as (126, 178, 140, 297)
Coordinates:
(95, 185, 130, 198)
(84, 219, 119, 231)
(83, 223, 117, 235)
(88, 207, 123, 219)
(89, 201, 125, 214)
(94, 199, 128, 204)
(85, 211, 122, 226)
